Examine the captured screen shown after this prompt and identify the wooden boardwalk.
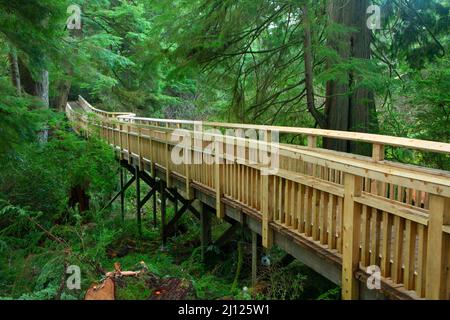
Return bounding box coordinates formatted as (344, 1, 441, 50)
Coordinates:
(66, 96, 450, 300)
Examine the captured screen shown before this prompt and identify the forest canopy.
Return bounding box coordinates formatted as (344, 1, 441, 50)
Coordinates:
(0, 0, 448, 162)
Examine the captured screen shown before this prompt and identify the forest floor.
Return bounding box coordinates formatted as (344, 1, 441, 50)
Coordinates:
(0, 183, 340, 300)
(81, 201, 341, 300)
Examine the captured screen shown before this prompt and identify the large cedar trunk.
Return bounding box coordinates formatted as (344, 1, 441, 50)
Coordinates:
(55, 78, 72, 112)
(69, 184, 90, 212)
(8, 49, 21, 93)
(18, 58, 49, 141)
(323, 0, 377, 155)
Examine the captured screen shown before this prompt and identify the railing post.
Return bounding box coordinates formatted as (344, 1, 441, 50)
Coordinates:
(214, 132, 224, 218)
(137, 126, 143, 170)
(372, 143, 385, 161)
(262, 173, 274, 248)
(426, 194, 450, 299)
(307, 135, 317, 176)
(262, 130, 274, 249)
(342, 173, 363, 300)
(165, 123, 172, 188)
(127, 124, 131, 164)
(119, 123, 124, 160)
(112, 122, 116, 154)
(307, 135, 317, 148)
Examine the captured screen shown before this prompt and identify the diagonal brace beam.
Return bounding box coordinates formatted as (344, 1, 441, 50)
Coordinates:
(139, 187, 156, 209)
(167, 188, 200, 219)
(138, 170, 157, 188)
(214, 222, 240, 248)
(101, 175, 136, 212)
(164, 200, 192, 236)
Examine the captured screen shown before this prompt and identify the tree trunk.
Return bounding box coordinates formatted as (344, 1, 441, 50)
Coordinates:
(8, 48, 21, 94)
(55, 78, 72, 112)
(323, 0, 377, 155)
(303, 3, 326, 129)
(69, 184, 90, 213)
(18, 58, 49, 141)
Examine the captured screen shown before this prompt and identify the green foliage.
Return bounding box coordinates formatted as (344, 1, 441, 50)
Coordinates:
(0, 116, 117, 217)
(317, 287, 341, 300)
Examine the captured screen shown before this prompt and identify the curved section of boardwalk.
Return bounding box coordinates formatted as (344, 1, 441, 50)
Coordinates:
(67, 96, 450, 300)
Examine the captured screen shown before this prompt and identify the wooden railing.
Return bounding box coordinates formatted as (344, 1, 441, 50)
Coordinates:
(66, 96, 450, 300)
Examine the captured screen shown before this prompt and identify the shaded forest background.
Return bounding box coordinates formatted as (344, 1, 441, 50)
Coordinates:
(0, 0, 448, 300)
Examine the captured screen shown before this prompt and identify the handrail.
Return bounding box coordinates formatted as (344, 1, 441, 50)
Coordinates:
(77, 96, 450, 155)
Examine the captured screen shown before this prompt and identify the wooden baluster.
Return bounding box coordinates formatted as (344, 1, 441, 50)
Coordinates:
(319, 192, 329, 245)
(292, 182, 298, 230)
(370, 209, 381, 267)
(392, 216, 405, 284)
(416, 224, 428, 297)
(403, 220, 417, 290)
(305, 186, 312, 236)
(279, 178, 285, 224)
(312, 189, 320, 240)
(328, 195, 337, 249)
(361, 205, 371, 267)
(380, 212, 393, 277)
(298, 184, 305, 233)
(337, 197, 344, 252)
(285, 180, 291, 227)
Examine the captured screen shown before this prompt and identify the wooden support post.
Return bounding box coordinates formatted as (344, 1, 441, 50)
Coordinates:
(173, 192, 178, 234)
(200, 203, 212, 262)
(152, 161, 158, 228)
(161, 181, 167, 246)
(135, 166, 142, 237)
(426, 194, 450, 299)
(214, 223, 240, 248)
(152, 181, 158, 228)
(252, 231, 258, 287)
(342, 173, 362, 300)
(120, 167, 125, 222)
